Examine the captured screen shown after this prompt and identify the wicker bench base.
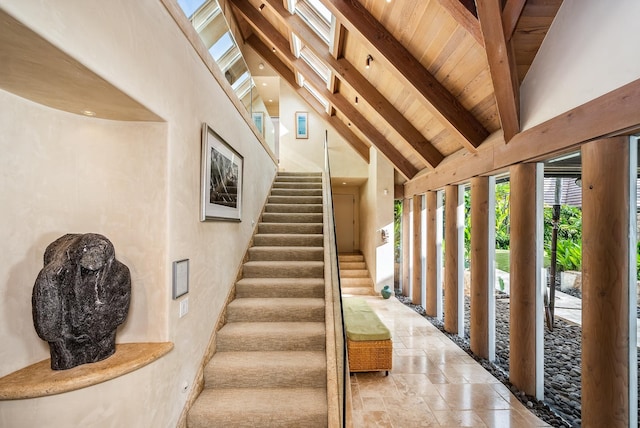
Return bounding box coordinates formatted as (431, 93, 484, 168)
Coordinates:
(347, 338, 392, 375)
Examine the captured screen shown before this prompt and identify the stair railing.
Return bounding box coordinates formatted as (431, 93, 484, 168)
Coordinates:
(322, 131, 348, 427)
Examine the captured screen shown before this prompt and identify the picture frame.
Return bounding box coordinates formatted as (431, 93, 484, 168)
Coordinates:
(172, 259, 189, 299)
(295, 111, 308, 139)
(201, 123, 243, 221)
(252, 111, 265, 136)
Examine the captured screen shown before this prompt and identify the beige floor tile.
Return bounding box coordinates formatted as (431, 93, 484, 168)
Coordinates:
(347, 296, 548, 427)
(391, 374, 436, 397)
(362, 396, 386, 411)
(392, 355, 443, 374)
(394, 348, 428, 357)
(476, 409, 553, 427)
(434, 383, 512, 410)
(433, 409, 488, 427)
(360, 411, 394, 427)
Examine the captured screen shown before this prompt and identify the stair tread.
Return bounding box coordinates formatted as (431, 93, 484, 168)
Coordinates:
(249, 245, 323, 251)
(217, 322, 326, 351)
(248, 246, 324, 261)
(205, 351, 326, 389)
(244, 260, 324, 266)
(228, 297, 325, 309)
(207, 351, 325, 373)
(259, 223, 323, 227)
(236, 277, 325, 285)
(226, 298, 325, 322)
(219, 321, 325, 336)
(188, 388, 327, 428)
(254, 233, 323, 238)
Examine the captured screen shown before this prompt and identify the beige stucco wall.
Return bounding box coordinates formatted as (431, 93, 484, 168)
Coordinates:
(520, 0, 640, 129)
(277, 83, 368, 177)
(0, 0, 276, 426)
(359, 149, 394, 292)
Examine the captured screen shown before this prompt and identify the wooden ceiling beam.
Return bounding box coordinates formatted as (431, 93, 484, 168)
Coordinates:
(502, 0, 527, 41)
(329, 18, 345, 59)
(320, 0, 489, 151)
(406, 78, 640, 196)
(265, 0, 444, 167)
(247, 34, 370, 163)
(476, 0, 520, 142)
(437, 0, 484, 47)
(246, 33, 418, 178)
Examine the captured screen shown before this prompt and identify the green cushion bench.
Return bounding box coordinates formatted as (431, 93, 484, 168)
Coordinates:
(342, 298, 392, 375)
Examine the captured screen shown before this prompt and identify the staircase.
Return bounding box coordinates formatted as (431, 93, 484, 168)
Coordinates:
(339, 253, 375, 296)
(188, 172, 328, 428)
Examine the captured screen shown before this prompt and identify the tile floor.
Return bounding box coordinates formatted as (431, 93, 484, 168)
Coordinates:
(347, 295, 550, 427)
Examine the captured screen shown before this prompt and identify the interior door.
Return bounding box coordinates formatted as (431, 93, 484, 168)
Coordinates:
(333, 194, 355, 253)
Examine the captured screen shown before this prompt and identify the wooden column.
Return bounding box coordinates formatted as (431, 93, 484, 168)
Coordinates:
(412, 195, 423, 304)
(401, 197, 411, 297)
(426, 191, 438, 316)
(470, 176, 492, 359)
(582, 136, 633, 428)
(509, 163, 542, 397)
(444, 185, 463, 335)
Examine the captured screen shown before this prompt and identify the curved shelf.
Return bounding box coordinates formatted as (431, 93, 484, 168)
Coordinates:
(0, 342, 173, 400)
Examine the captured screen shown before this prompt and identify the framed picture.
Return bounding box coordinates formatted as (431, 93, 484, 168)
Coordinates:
(252, 112, 265, 136)
(295, 111, 308, 139)
(172, 259, 189, 299)
(201, 123, 243, 221)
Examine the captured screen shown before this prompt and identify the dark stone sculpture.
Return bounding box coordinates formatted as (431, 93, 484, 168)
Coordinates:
(32, 233, 131, 370)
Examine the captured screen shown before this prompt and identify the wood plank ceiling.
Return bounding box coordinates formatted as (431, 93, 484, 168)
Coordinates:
(224, 0, 563, 181)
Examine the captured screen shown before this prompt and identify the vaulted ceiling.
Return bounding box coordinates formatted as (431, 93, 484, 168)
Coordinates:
(223, 0, 563, 181)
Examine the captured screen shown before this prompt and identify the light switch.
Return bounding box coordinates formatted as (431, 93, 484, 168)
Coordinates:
(179, 298, 189, 318)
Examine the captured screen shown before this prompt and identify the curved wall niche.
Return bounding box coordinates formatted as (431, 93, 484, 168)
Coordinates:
(0, 8, 162, 122)
(0, 8, 171, 401)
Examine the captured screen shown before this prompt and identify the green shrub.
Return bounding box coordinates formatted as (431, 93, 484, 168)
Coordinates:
(555, 238, 582, 271)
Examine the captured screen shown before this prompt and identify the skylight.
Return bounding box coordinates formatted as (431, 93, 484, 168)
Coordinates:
(209, 32, 234, 62)
(177, 0, 207, 19)
(300, 46, 330, 83)
(303, 80, 329, 110)
(306, 0, 332, 23)
(295, 0, 331, 44)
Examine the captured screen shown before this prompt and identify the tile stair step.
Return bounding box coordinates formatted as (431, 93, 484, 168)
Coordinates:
(216, 322, 326, 352)
(204, 351, 326, 389)
(258, 222, 323, 234)
(341, 287, 376, 296)
(338, 261, 366, 270)
(339, 269, 370, 278)
(188, 388, 328, 428)
(338, 254, 365, 263)
(253, 233, 323, 247)
(235, 278, 325, 298)
(248, 246, 324, 261)
(226, 298, 325, 322)
(242, 260, 324, 278)
(341, 277, 373, 287)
